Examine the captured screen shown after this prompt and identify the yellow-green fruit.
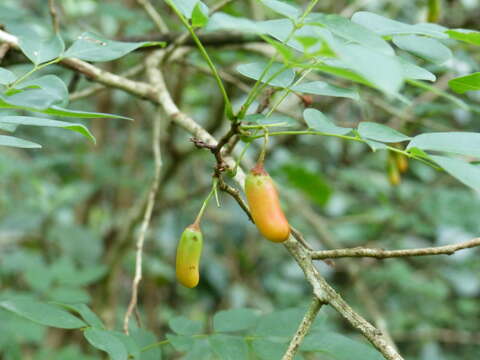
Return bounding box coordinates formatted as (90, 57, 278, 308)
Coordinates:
(175, 224, 203, 288)
(395, 153, 409, 174)
(245, 163, 290, 243)
(388, 154, 401, 186)
(427, 0, 441, 22)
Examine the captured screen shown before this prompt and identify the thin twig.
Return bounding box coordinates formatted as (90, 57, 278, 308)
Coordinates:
(217, 177, 253, 222)
(311, 238, 480, 260)
(282, 297, 324, 360)
(48, 0, 60, 33)
(290, 226, 313, 251)
(136, 0, 169, 34)
(123, 110, 163, 334)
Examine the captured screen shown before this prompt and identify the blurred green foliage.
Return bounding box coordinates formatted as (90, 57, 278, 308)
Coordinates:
(1, 0, 480, 359)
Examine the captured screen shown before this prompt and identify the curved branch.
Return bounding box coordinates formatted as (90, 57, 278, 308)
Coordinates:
(144, 49, 246, 186)
(123, 108, 163, 334)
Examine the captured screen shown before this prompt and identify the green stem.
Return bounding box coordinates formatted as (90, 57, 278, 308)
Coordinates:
(238, 57, 277, 118)
(266, 67, 313, 117)
(251, 130, 358, 142)
(300, 0, 320, 23)
(194, 178, 218, 225)
(141, 334, 209, 352)
(141, 333, 260, 353)
(242, 122, 291, 129)
(213, 184, 221, 207)
(8, 58, 61, 88)
(166, 1, 233, 119)
(250, 130, 442, 170)
(239, 63, 290, 119)
(237, 0, 319, 119)
(257, 130, 269, 165)
(233, 140, 252, 176)
(140, 339, 170, 352)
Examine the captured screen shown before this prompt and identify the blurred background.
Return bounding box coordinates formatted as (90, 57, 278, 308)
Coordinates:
(1, 0, 479, 359)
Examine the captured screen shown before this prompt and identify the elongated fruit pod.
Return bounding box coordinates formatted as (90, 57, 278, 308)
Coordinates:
(395, 153, 409, 173)
(176, 224, 203, 288)
(388, 153, 401, 186)
(245, 163, 290, 242)
(427, 0, 441, 22)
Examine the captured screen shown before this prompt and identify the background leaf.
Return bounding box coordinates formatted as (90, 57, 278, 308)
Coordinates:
(55, 303, 105, 329)
(208, 334, 248, 360)
(301, 331, 384, 360)
(19, 33, 64, 65)
(446, 29, 480, 46)
(281, 164, 332, 206)
(392, 35, 452, 64)
(0, 68, 16, 85)
(236, 62, 295, 88)
(191, 2, 209, 28)
(449, 73, 480, 93)
(252, 339, 288, 360)
(400, 59, 436, 82)
(206, 13, 260, 33)
(84, 328, 128, 360)
(213, 308, 258, 332)
(168, 316, 203, 335)
(261, 0, 301, 18)
(308, 13, 394, 55)
(131, 329, 162, 360)
(335, 43, 404, 94)
(292, 81, 359, 100)
(358, 122, 411, 143)
(0, 298, 85, 329)
(351, 11, 447, 38)
(0, 116, 96, 143)
(18, 75, 69, 107)
(430, 156, 480, 192)
(407, 132, 480, 158)
(254, 308, 304, 337)
(304, 108, 352, 135)
(65, 32, 164, 62)
(169, 0, 207, 19)
(0, 135, 41, 148)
